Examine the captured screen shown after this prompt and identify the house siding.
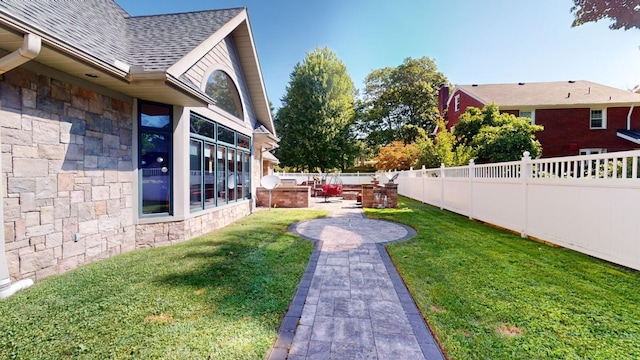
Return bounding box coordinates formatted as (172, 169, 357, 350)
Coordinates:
(535, 107, 640, 157)
(443, 88, 640, 157)
(445, 89, 484, 128)
(183, 37, 258, 125)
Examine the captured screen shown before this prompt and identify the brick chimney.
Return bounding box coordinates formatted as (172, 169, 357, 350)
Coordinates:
(438, 84, 449, 119)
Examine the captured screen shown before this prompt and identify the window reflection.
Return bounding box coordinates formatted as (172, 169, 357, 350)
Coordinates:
(139, 103, 172, 215)
(205, 70, 244, 119)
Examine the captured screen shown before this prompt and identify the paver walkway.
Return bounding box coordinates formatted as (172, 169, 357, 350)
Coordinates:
(268, 199, 445, 360)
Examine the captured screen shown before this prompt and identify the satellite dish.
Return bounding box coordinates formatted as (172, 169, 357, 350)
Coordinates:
(260, 174, 281, 190)
(260, 175, 281, 210)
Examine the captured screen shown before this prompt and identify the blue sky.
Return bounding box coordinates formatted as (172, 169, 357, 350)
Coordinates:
(119, 0, 640, 109)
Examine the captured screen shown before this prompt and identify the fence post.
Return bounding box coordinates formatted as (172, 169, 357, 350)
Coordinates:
(468, 159, 475, 220)
(421, 165, 426, 203)
(439, 163, 445, 210)
(521, 151, 531, 238)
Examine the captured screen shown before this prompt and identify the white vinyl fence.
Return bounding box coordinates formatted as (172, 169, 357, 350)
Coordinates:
(275, 172, 376, 185)
(397, 150, 640, 271)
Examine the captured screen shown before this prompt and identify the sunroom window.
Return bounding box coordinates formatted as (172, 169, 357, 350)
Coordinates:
(205, 70, 244, 119)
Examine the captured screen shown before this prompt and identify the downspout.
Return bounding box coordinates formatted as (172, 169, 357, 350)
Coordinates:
(627, 104, 635, 130)
(0, 33, 41, 299)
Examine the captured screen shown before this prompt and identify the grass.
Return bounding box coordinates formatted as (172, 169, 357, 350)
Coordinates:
(0, 209, 326, 360)
(366, 196, 640, 360)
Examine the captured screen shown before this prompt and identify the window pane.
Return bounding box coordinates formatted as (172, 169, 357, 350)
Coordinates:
(140, 103, 171, 130)
(141, 132, 170, 214)
(243, 152, 250, 199)
(190, 140, 202, 210)
(218, 125, 235, 144)
(190, 114, 214, 139)
(204, 144, 216, 207)
(228, 148, 236, 201)
(217, 146, 227, 205)
(238, 133, 250, 149)
(205, 70, 244, 119)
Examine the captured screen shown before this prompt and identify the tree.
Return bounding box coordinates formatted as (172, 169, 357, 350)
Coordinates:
(274, 47, 356, 172)
(374, 141, 419, 171)
(453, 104, 543, 163)
(356, 57, 448, 148)
(415, 118, 473, 168)
(571, 0, 640, 30)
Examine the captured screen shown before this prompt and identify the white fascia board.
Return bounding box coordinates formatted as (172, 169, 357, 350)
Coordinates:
(617, 132, 640, 144)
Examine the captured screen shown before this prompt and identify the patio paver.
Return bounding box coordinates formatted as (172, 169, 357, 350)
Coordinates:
(267, 198, 445, 359)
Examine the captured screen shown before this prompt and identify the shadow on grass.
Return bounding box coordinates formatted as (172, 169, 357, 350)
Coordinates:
(0, 209, 325, 359)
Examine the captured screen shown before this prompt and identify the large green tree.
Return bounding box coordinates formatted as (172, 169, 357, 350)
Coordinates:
(571, 0, 640, 30)
(356, 57, 448, 148)
(453, 104, 543, 163)
(274, 47, 356, 172)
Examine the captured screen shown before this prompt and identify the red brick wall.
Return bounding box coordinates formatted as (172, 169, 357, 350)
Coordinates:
(535, 107, 640, 157)
(445, 89, 485, 129)
(444, 90, 640, 158)
(256, 186, 310, 208)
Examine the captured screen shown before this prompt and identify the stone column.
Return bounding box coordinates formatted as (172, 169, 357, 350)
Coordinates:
(385, 183, 398, 208)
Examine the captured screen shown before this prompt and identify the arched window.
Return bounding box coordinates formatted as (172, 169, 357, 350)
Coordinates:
(205, 70, 244, 119)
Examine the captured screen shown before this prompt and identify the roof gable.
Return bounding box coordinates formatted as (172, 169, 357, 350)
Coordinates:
(126, 8, 243, 72)
(457, 81, 640, 108)
(0, 1, 275, 135)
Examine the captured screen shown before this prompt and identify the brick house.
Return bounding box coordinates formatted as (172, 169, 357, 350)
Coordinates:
(439, 81, 640, 157)
(0, 1, 279, 296)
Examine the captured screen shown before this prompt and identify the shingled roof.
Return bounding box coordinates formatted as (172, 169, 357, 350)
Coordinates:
(457, 80, 640, 108)
(0, 0, 243, 71)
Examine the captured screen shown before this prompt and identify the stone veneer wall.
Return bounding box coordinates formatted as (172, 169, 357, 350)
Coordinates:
(0, 67, 136, 281)
(361, 183, 398, 208)
(256, 186, 310, 208)
(0, 66, 253, 282)
(136, 203, 250, 248)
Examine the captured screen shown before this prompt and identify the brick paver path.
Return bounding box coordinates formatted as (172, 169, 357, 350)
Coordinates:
(268, 199, 445, 359)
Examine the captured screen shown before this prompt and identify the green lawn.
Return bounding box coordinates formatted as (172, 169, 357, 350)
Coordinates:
(0, 209, 326, 360)
(366, 197, 640, 360)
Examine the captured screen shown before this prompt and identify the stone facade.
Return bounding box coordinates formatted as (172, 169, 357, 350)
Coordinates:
(256, 186, 310, 208)
(136, 203, 250, 248)
(1, 67, 135, 281)
(1, 66, 253, 282)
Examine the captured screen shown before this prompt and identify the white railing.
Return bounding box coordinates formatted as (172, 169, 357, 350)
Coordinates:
(397, 150, 640, 270)
(275, 171, 377, 185)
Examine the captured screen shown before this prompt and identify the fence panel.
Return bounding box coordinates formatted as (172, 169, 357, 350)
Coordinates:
(397, 150, 640, 270)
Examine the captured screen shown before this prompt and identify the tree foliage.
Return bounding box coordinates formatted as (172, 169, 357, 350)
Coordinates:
(274, 47, 356, 172)
(374, 141, 419, 171)
(415, 119, 473, 168)
(571, 0, 640, 30)
(356, 57, 448, 148)
(453, 104, 543, 163)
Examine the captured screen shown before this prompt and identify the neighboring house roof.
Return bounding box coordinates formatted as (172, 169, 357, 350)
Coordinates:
(0, 0, 275, 135)
(456, 80, 640, 108)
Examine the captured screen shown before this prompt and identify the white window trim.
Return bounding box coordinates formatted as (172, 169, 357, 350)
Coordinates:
(454, 94, 460, 112)
(590, 108, 607, 129)
(579, 148, 607, 155)
(519, 109, 535, 124)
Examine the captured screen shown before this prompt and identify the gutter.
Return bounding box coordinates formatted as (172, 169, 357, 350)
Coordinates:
(627, 104, 635, 130)
(0, 33, 40, 74)
(0, 33, 40, 299)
